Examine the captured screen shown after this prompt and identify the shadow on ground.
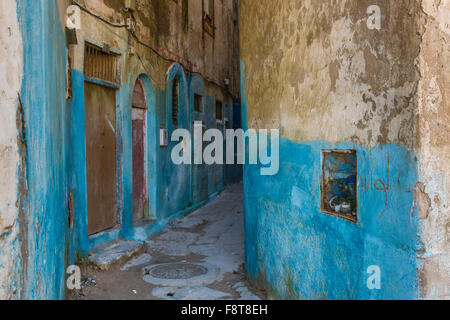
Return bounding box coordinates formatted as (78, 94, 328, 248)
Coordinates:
(69, 183, 265, 300)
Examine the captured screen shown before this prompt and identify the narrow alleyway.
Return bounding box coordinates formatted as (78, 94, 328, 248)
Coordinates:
(70, 184, 263, 300)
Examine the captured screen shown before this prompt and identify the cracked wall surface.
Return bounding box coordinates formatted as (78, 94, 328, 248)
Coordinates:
(240, 0, 448, 299)
(417, 0, 449, 300)
(240, 0, 422, 147)
(72, 0, 240, 99)
(0, 0, 23, 300)
(65, 0, 240, 251)
(0, 0, 241, 300)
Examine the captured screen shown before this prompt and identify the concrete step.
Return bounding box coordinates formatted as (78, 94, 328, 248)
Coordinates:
(89, 240, 146, 271)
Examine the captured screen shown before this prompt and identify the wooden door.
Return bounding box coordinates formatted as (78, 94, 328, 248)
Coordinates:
(132, 79, 147, 221)
(85, 82, 118, 235)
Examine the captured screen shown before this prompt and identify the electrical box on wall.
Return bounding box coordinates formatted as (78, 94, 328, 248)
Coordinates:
(125, 0, 136, 11)
(160, 128, 169, 147)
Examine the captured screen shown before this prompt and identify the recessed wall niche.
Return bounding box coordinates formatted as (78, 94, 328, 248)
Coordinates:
(321, 150, 357, 223)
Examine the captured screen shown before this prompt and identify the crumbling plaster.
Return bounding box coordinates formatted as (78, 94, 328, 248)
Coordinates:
(0, 0, 23, 300)
(416, 0, 450, 300)
(240, 0, 422, 149)
(0, 0, 240, 300)
(64, 0, 241, 253)
(240, 0, 449, 300)
(72, 0, 240, 100)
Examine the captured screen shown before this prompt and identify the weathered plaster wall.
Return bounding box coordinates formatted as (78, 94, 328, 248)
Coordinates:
(75, 0, 240, 100)
(240, 0, 447, 299)
(0, 0, 240, 299)
(240, 0, 422, 146)
(0, 0, 23, 300)
(416, 0, 450, 300)
(1, 0, 70, 301)
(65, 0, 242, 253)
(17, 0, 70, 299)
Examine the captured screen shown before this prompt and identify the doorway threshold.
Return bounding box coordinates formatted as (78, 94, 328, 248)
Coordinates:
(88, 226, 121, 252)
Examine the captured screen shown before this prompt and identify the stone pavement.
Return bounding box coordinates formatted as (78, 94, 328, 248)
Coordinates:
(70, 183, 264, 300)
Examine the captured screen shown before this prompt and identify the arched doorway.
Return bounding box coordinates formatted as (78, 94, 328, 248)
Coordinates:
(165, 63, 190, 216)
(132, 78, 148, 222)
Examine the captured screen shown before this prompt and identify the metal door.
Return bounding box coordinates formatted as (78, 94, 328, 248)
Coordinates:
(84, 82, 118, 235)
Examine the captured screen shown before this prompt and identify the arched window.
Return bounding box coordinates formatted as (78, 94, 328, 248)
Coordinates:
(172, 77, 179, 126)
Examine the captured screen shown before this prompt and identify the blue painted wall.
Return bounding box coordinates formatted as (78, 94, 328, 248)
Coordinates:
(241, 62, 421, 300)
(18, 0, 70, 299)
(67, 61, 242, 250)
(189, 75, 209, 205)
(160, 64, 191, 217)
(15, 0, 242, 298)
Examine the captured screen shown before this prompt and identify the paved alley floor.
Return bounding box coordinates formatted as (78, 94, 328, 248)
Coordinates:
(71, 183, 264, 300)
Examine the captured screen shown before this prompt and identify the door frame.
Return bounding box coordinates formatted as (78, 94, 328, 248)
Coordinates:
(84, 80, 119, 236)
(76, 39, 159, 251)
(128, 74, 159, 238)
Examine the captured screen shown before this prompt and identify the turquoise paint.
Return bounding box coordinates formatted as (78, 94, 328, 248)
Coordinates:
(67, 70, 156, 250)
(17, 0, 70, 299)
(68, 70, 89, 257)
(117, 80, 132, 238)
(13, 0, 243, 297)
(125, 73, 160, 240)
(140, 75, 158, 221)
(189, 74, 209, 204)
(118, 71, 159, 240)
(223, 101, 241, 185)
(67, 69, 124, 255)
(240, 62, 420, 300)
(160, 64, 191, 218)
(204, 96, 225, 196)
(68, 61, 235, 250)
(188, 74, 243, 201)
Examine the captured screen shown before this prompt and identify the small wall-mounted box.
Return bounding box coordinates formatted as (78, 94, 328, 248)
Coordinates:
(125, 0, 136, 11)
(160, 128, 169, 147)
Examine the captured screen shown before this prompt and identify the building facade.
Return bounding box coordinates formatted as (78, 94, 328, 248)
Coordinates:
(240, 0, 449, 299)
(0, 0, 241, 299)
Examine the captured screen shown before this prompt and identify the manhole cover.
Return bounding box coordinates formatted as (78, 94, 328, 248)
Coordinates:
(148, 263, 208, 280)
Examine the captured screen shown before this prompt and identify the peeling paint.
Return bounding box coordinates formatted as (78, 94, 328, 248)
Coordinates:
(414, 182, 432, 220)
(416, 0, 450, 300)
(0, 0, 23, 300)
(1, 0, 242, 299)
(240, 0, 448, 300)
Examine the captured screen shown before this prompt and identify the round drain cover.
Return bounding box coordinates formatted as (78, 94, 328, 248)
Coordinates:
(148, 263, 208, 280)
